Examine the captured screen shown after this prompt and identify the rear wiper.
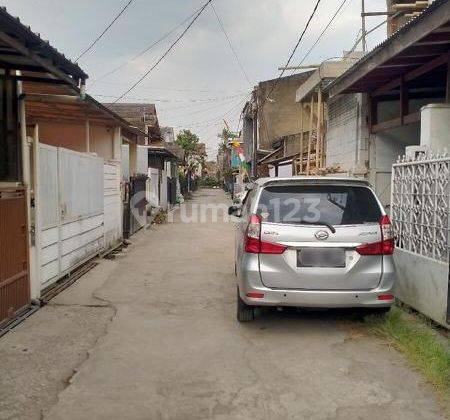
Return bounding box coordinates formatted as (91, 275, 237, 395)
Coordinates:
(298, 220, 336, 234)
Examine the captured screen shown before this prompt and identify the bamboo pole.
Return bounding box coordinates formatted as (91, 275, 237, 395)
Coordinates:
(306, 94, 314, 176)
(316, 89, 322, 172)
(299, 101, 304, 174)
(321, 101, 326, 168)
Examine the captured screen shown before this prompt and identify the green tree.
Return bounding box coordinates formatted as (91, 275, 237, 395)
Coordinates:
(176, 129, 200, 162)
(176, 129, 205, 175)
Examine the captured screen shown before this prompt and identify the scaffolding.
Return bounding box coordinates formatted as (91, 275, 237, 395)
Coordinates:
(294, 89, 327, 175)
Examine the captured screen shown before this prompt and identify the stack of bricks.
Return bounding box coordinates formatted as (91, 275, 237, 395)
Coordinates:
(386, 0, 431, 36)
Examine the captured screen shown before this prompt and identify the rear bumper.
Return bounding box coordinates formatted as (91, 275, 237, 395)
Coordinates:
(240, 286, 394, 308)
(238, 254, 396, 308)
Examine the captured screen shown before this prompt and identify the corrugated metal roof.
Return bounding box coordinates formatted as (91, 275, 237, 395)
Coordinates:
(0, 7, 88, 80)
(326, 0, 448, 93)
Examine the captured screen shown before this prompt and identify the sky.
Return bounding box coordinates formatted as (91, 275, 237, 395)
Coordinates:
(4, 0, 388, 158)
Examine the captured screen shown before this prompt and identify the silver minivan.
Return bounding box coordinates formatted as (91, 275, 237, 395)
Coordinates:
(229, 177, 396, 322)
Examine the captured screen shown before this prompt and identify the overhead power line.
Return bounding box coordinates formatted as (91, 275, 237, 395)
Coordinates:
(165, 95, 243, 118)
(210, 3, 252, 86)
(290, 0, 349, 75)
(113, 0, 214, 103)
(262, 0, 323, 108)
(93, 92, 246, 104)
(90, 5, 204, 85)
(76, 0, 135, 62)
(174, 95, 249, 129)
(89, 79, 248, 94)
(160, 95, 247, 115)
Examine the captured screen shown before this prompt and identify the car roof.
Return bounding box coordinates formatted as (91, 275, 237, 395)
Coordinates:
(252, 176, 372, 188)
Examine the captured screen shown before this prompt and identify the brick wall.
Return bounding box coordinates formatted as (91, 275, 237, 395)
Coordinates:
(386, 0, 421, 36)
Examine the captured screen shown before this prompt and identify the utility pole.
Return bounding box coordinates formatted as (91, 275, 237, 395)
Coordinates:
(361, 0, 367, 52)
(251, 89, 258, 179)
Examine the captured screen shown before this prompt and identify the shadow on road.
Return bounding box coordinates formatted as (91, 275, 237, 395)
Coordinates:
(246, 306, 372, 328)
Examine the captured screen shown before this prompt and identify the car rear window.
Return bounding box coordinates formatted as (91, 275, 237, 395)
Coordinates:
(257, 184, 382, 225)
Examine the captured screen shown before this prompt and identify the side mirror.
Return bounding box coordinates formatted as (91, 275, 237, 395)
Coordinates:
(228, 205, 241, 216)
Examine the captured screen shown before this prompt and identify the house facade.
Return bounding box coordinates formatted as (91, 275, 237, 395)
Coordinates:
(325, 0, 450, 327)
(24, 84, 146, 289)
(293, 53, 364, 176)
(242, 72, 314, 178)
(104, 104, 182, 217)
(0, 9, 147, 326)
(0, 9, 90, 324)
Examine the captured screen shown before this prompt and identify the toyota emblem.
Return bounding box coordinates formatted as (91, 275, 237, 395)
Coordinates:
(315, 230, 329, 241)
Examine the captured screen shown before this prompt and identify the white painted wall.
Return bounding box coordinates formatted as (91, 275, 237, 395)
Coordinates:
(148, 168, 159, 207)
(90, 125, 114, 160)
(160, 168, 168, 210)
(137, 146, 149, 175)
(369, 123, 420, 206)
(121, 144, 130, 181)
(104, 163, 122, 249)
(395, 249, 449, 329)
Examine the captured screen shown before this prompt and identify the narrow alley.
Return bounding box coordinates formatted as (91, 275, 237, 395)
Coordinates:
(0, 189, 444, 420)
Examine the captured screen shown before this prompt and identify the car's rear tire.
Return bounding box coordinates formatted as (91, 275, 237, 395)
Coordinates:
(237, 288, 254, 322)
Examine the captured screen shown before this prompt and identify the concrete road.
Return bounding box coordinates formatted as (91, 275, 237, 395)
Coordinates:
(0, 189, 445, 419)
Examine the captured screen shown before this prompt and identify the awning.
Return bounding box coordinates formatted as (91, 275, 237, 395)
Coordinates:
(327, 0, 450, 97)
(147, 146, 180, 161)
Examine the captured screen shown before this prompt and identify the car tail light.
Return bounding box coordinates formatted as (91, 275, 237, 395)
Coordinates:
(244, 214, 287, 254)
(356, 215, 395, 256)
(260, 241, 287, 254)
(246, 292, 265, 298)
(244, 214, 262, 253)
(378, 293, 394, 301)
(380, 215, 394, 240)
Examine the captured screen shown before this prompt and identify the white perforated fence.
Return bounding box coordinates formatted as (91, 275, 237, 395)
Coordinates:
(391, 152, 450, 263)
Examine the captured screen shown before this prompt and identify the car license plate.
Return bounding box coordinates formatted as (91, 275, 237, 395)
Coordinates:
(297, 248, 346, 268)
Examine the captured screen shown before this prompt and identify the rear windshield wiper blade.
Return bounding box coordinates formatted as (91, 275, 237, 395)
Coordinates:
(298, 220, 336, 234)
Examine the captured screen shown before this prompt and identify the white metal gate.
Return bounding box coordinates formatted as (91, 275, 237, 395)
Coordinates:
(39, 145, 105, 289)
(391, 150, 450, 328)
(391, 151, 450, 262)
